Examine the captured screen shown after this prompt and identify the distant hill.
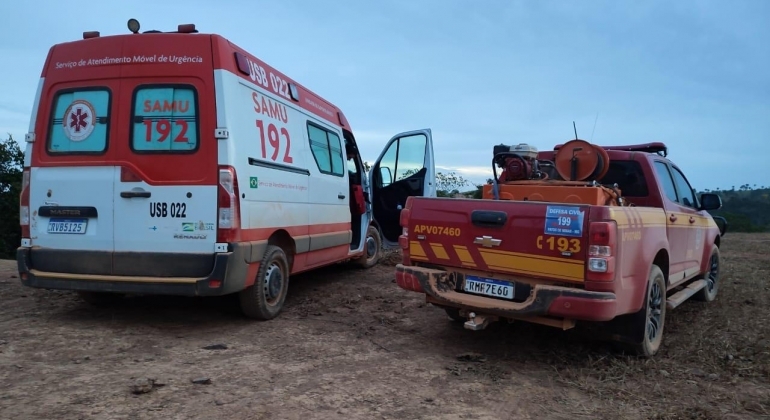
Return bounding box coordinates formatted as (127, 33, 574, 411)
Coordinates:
(701, 186, 770, 232)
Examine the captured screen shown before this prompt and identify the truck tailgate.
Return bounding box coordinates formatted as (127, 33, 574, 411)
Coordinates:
(404, 197, 590, 284)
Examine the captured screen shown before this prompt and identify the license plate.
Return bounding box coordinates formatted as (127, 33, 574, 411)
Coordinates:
(463, 275, 514, 300)
(47, 218, 88, 234)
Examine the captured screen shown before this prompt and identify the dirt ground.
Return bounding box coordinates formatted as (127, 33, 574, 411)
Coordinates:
(0, 233, 768, 420)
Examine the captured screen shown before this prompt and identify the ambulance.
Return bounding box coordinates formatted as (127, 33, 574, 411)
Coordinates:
(16, 19, 436, 320)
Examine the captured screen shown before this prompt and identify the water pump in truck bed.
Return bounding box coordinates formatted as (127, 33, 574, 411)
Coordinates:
(486, 139, 625, 206)
(493, 143, 552, 181)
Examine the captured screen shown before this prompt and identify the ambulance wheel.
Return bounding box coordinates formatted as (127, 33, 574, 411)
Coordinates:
(239, 245, 290, 320)
(617, 264, 667, 358)
(354, 225, 382, 269)
(77, 291, 124, 306)
(694, 246, 720, 302)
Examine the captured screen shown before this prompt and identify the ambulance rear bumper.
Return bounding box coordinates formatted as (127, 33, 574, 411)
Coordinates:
(16, 244, 250, 297)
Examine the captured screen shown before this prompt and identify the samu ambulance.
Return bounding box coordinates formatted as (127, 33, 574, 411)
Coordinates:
(16, 19, 436, 320)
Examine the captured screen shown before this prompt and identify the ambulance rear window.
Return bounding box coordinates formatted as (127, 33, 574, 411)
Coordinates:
(47, 88, 110, 154)
(130, 85, 199, 153)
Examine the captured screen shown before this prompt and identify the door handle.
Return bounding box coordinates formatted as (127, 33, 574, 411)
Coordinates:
(338, 194, 346, 200)
(689, 216, 696, 224)
(669, 214, 677, 222)
(121, 190, 151, 198)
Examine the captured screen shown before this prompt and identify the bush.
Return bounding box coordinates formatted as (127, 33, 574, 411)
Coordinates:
(0, 134, 23, 258)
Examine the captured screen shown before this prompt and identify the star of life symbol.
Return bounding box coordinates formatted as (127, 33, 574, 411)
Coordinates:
(62, 100, 96, 142)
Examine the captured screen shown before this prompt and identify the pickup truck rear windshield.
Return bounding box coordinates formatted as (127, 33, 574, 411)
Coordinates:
(598, 160, 649, 197)
(47, 87, 111, 155)
(130, 84, 199, 154)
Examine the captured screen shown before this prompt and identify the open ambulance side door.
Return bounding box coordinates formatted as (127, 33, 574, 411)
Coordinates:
(370, 128, 436, 248)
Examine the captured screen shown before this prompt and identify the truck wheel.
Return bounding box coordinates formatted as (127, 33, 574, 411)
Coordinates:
(620, 264, 667, 357)
(694, 246, 720, 302)
(239, 245, 290, 320)
(77, 291, 124, 306)
(354, 225, 381, 269)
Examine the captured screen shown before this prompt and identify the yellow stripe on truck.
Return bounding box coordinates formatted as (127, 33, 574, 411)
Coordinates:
(410, 241, 428, 260)
(478, 249, 585, 282)
(429, 243, 450, 260)
(453, 245, 477, 267)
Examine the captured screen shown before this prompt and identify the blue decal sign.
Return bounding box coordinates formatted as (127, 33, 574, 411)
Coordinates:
(544, 205, 584, 237)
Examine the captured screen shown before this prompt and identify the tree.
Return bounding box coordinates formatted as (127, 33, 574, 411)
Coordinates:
(0, 134, 24, 258)
(435, 171, 469, 197)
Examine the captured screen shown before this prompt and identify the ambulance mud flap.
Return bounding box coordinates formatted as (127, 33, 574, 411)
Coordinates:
(395, 264, 618, 323)
(16, 243, 252, 297)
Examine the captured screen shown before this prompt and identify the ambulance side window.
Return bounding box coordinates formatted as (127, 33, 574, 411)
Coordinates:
(307, 122, 344, 176)
(130, 85, 199, 153)
(47, 88, 111, 154)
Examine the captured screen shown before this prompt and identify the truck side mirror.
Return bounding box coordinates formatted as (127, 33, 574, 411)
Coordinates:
(699, 192, 722, 211)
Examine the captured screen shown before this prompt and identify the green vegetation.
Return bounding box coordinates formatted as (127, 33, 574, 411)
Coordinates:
(0, 135, 23, 258)
(701, 186, 770, 232)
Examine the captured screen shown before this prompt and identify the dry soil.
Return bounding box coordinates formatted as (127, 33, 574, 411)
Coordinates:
(0, 233, 768, 419)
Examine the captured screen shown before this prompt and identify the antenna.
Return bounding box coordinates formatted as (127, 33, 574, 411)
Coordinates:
(590, 112, 599, 142)
(573, 121, 578, 140)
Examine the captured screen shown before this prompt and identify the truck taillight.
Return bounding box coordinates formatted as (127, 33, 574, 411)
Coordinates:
(217, 166, 240, 243)
(20, 169, 30, 238)
(399, 197, 414, 264)
(587, 221, 616, 282)
(399, 207, 411, 234)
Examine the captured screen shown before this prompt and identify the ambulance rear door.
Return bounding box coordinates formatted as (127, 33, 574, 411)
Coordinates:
(112, 80, 219, 257)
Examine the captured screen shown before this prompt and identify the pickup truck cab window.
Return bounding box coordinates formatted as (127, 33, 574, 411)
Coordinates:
(670, 165, 697, 208)
(654, 161, 678, 203)
(598, 160, 649, 197)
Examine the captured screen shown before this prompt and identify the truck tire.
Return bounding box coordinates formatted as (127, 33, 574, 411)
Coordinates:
(618, 264, 667, 357)
(354, 225, 382, 269)
(239, 245, 290, 320)
(694, 246, 720, 302)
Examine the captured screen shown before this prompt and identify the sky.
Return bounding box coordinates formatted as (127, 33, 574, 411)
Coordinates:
(1, 0, 768, 191)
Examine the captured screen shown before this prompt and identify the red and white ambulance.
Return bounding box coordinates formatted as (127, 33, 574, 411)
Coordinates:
(17, 19, 436, 320)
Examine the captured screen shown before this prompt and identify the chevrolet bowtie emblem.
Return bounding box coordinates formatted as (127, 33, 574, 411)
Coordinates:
(474, 236, 501, 247)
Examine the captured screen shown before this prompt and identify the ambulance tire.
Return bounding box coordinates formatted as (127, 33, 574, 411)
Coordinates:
(239, 245, 290, 320)
(354, 225, 382, 269)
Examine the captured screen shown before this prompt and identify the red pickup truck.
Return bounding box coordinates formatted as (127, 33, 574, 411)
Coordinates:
(394, 140, 726, 357)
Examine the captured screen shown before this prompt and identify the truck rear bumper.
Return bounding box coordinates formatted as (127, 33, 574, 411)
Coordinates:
(395, 264, 617, 322)
(16, 244, 251, 297)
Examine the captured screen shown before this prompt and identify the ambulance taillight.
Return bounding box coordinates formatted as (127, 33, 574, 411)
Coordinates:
(19, 169, 30, 238)
(217, 166, 241, 242)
